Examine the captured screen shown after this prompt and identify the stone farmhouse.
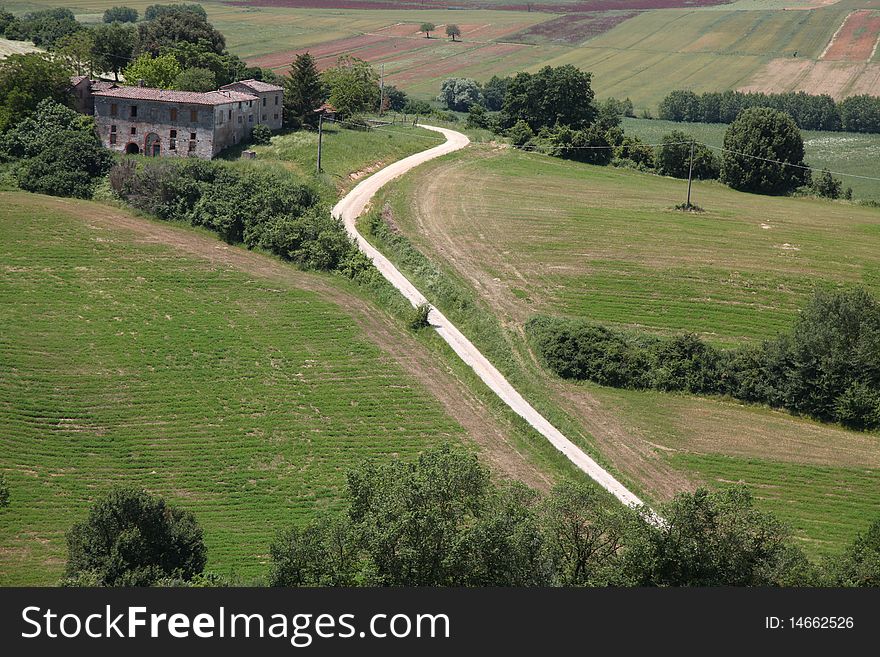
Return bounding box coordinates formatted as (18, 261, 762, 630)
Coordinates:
(70, 76, 283, 159)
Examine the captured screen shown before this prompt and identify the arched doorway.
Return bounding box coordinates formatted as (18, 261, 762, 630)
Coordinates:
(125, 142, 140, 155)
(145, 133, 161, 157)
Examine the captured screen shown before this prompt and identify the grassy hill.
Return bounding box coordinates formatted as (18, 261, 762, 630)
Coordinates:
(0, 191, 474, 584)
(372, 144, 880, 556)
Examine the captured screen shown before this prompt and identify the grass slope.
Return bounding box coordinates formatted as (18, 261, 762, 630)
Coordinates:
(0, 192, 466, 584)
(381, 145, 880, 555)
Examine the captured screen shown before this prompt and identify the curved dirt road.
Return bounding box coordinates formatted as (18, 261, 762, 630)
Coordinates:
(332, 125, 646, 510)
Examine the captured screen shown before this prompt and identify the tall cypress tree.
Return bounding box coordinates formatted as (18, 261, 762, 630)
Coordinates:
(284, 53, 324, 129)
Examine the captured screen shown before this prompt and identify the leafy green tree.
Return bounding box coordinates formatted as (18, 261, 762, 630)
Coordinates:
(103, 6, 138, 23)
(270, 517, 360, 586)
(144, 3, 206, 21)
(466, 103, 488, 129)
(446, 24, 461, 41)
(383, 84, 407, 112)
(811, 168, 842, 199)
(0, 7, 16, 37)
(15, 8, 81, 48)
(658, 89, 701, 122)
(284, 52, 324, 129)
(721, 107, 808, 194)
(438, 77, 482, 111)
(173, 66, 216, 92)
(420, 22, 435, 38)
(507, 119, 534, 147)
(137, 8, 225, 56)
(0, 53, 73, 132)
(55, 29, 96, 76)
(91, 21, 136, 81)
(123, 52, 182, 89)
(251, 123, 272, 145)
(839, 94, 880, 133)
(0, 474, 9, 509)
(162, 41, 247, 87)
(655, 130, 719, 179)
(626, 487, 800, 586)
(64, 487, 206, 586)
(829, 517, 880, 587)
(322, 55, 378, 119)
(482, 75, 508, 111)
(2, 99, 112, 198)
(501, 65, 596, 131)
(543, 481, 639, 586)
(614, 134, 655, 169)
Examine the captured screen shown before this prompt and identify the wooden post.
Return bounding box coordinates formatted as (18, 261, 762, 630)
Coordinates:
(686, 140, 695, 209)
(316, 113, 323, 174)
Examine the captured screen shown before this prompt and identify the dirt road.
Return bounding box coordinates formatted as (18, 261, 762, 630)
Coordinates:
(332, 125, 648, 510)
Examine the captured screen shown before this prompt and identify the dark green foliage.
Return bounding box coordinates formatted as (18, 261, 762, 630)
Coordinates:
(655, 130, 719, 179)
(507, 119, 534, 147)
(828, 517, 880, 587)
(11, 8, 81, 48)
(838, 95, 880, 133)
(466, 103, 488, 129)
(529, 288, 880, 431)
(659, 89, 843, 132)
(614, 134, 655, 169)
(91, 21, 135, 81)
(438, 77, 482, 112)
(162, 41, 247, 88)
(103, 6, 138, 23)
(323, 55, 378, 119)
(501, 65, 596, 132)
(251, 122, 272, 145)
(109, 158, 363, 275)
(383, 84, 407, 112)
(0, 52, 73, 132)
(173, 66, 216, 92)
(0, 7, 15, 37)
(137, 7, 225, 56)
(408, 302, 431, 330)
(811, 168, 842, 199)
(64, 487, 206, 587)
(284, 52, 324, 129)
(1, 99, 112, 198)
(0, 473, 8, 508)
(482, 75, 508, 111)
(626, 487, 799, 586)
(721, 107, 808, 195)
(402, 99, 431, 115)
(545, 124, 612, 165)
(144, 3, 206, 22)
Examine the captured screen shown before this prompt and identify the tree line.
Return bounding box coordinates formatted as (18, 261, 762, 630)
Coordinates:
(528, 287, 880, 431)
(658, 89, 880, 134)
(47, 445, 879, 587)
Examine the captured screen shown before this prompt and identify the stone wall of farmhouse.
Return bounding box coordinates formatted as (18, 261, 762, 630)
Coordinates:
(221, 83, 283, 131)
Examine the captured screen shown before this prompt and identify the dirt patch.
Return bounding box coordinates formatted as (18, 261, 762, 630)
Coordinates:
(741, 58, 880, 98)
(15, 192, 552, 491)
(505, 11, 641, 45)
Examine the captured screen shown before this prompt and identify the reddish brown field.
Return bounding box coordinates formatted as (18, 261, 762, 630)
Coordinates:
(822, 10, 880, 61)
(505, 11, 640, 44)
(388, 42, 530, 85)
(229, 0, 734, 13)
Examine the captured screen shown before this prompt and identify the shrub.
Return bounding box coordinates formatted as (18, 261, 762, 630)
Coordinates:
(507, 120, 534, 147)
(437, 77, 482, 112)
(408, 303, 431, 330)
(251, 123, 272, 145)
(64, 487, 206, 587)
(655, 130, 719, 179)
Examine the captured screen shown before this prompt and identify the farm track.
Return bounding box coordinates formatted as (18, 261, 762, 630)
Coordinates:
(333, 127, 649, 510)
(24, 195, 551, 492)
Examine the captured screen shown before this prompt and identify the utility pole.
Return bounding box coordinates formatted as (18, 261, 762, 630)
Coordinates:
(686, 140, 695, 209)
(316, 112, 323, 174)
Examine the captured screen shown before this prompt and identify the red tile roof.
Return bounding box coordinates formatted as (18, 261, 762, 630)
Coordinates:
(221, 79, 283, 93)
(92, 86, 258, 106)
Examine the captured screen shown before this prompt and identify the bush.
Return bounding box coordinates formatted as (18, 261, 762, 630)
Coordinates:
(0, 473, 8, 509)
(64, 487, 206, 586)
(655, 130, 719, 179)
(437, 77, 482, 112)
(408, 303, 431, 330)
(251, 123, 272, 145)
(811, 168, 842, 199)
(507, 120, 534, 147)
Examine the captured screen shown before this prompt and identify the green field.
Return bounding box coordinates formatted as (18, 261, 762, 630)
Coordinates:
(623, 117, 880, 201)
(375, 144, 880, 554)
(0, 191, 470, 584)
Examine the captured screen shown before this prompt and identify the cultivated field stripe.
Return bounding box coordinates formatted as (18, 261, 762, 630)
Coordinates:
(332, 126, 649, 512)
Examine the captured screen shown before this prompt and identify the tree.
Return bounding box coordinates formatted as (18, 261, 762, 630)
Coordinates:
(144, 3, 206, 21)
(626, 487, 800, 586)
(123, 52, 182, 89)
(419, 22, 435, 38)
(655, 130, 719, 179)
(162, 41, 247, 87)
(658, 89, 702, 122)
(446, 24, 461, 42)
(103, 6, 138, 23)
(251, 123, 272, 145)
(2, 99, 112, 198)
(839, 94, 880, 133)
(91, 21, 136, 81)
(65, 487, 206, 586)
(811, 168, 842, 199)
(383, 84, 408, 112)
(0, 53, 72, 132)
(55, 29, 96, 76)
(0, 474, 8, 509)
(466, 103, 488, 129)
(14, 8, 81, 48)
(501, 65, 596, 131)
(137, 9, 225, 56)
(173, 66, 216, 92)
(322, 55, 378, 119)
(284, 52, 324, 129)
(830, 517, 880, 587)
(507, 119, 534, 147)
(482, 75, 508, 111)
(438, 77, 482, 112)
(720, 107, 808, 194)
